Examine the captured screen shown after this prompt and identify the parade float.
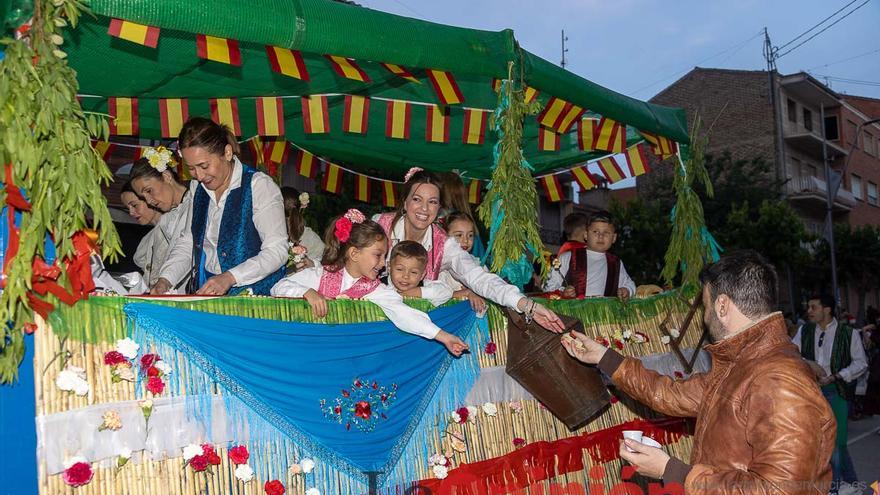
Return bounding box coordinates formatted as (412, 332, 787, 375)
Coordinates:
(0, 0, 719, 493)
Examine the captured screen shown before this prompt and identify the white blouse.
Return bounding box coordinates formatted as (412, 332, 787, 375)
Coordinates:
(158, 158, 288, 290)
(386, 277, 454, 307)
(133, 226, 169, 287)
(297, 226, 326, 265)
(270, 265, 441, 340)
(543, 249, 636, 296)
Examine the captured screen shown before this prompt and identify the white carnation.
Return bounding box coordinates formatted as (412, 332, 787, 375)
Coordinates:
(622, 329, 633, 340)
(466, 406, 478, 419)
(305, 489, 321, 495)
(428, 453, 445, 466)
(115, 338, 140, 359)
(234, 464, 254, 482)
(154, 361, 173, 375)
(432, 465, 449, 479)
(450, 411, 461, 423)
(669, 328, 680, 339)
(300, 458, 315, 473)
(182, 444, 202, 461)
(73, 379, 90, 396)
(660, 335, 671, 345)
(481, 402, 498, 417)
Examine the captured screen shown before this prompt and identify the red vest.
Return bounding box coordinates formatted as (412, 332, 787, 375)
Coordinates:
(317, 267, 380, 299)
(376, 213, 447, 280)
(565, 248, 621, 298)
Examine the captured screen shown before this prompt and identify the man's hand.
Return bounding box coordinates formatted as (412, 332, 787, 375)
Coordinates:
(196, 272, 236, 295)
(560, 330, 608, 364)
(617, 287, 631, 300)
(805, 360, 826, 380)
(562, 286, 576, 298)
(819, 373, 839, 386)
(150, 278, 172, 295)
(619, 439, 671, 479)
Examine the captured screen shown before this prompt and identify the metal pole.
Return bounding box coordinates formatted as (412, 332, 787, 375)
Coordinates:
(820, 104, 840, 307)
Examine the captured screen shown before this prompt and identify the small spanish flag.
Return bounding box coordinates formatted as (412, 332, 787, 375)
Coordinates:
(624, 144, 651, 177)
(385, 100, 411, 140)
(571, 165, 599, 191)
(381, 181, 397, 208)
(640, 131, 678, 158)
(247, 137, 264, 166)
(107, 19, 159, 48)
(302, 95, 330, 134)
(425, 105, 450, 143)
(195, 34, 241, 66)
(256, 97, 285, 136)
(266, 46, 309, 81)
(537, 97, 584, 133)
(597, 156, 626, 183)
(325, 55, 370, 82)
(577, 119, 597, 151)
(91, 141, 114, 161)
(294, 149, 319, 179)
(209, 98, 241, 136)
(540, 174, 564, 202)
(158, 98, 189, 139)
(538, 126, 561, 152)
(524, 86, 540, 104)
(354, 174, 371, 203)
(593, 117, 626, 153)
(381, 63, 420, 83)
(491, 78, 503, 93)
(262, 139, 290, 168)
(109, 97, 138, 136)
(426, 70, 464, 106)
(322, 163, 343, 194)
(467, 179, 482, 204)
(343, 95, 370, 134)
(462, 108, 490, 145)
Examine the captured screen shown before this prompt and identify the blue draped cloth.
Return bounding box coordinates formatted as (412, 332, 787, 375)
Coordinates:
(123, 301, 484, 488)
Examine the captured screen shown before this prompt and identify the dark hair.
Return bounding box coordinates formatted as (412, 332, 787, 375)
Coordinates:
(120, 179, 137, 196)
(321, 218, 387, 272)
(562, 212, 589, 239)
(588, 210, 616, 229)
(178, 117, 240, 156)
(809, 293, 837, 317)
(129, 157, 181, 185)
(439, 172, 472, 217)
(698, 250, 778, 319)
(389, 240, 428, 267)
(280, 186, 305, 242)
(393, 169, 444, 226)
(443, 211, 475, 233)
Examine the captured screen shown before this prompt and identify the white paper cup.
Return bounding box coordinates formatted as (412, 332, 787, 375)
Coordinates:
(622, 430, 643, 452)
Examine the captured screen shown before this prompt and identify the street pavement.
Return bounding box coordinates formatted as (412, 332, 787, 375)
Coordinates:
(848, 413, 880, 495)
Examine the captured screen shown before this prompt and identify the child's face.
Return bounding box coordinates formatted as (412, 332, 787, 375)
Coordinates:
(448, 219, 475, 252)
(349, 240, 387, 280)
(585, 221, 617, 252)
(389, 256, 427, 291)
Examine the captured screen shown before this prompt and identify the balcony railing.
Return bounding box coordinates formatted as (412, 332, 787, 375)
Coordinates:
(785, 175, 857, 209)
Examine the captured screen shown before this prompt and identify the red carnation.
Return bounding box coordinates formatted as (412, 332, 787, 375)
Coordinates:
(265, 479, 286, 495)
(610, 395, 619, 404)
(456, 407, 469, 424)
(513, 437, 526, 448)
(189, 455, 208, 472)
(484, 342, 497, 355)
(613, 339, 624, 350)
(674, 371, 684, 379)
(202, 444, 221, 465)
(140, 353, 160, 370)
(62, 461, 94, 487)
(147, 366, 160, 377)
(103, 351, 127, 366)
(146, 376, 165, 395)
(598, 337, 610, 347)
(229, 445, 249, 465)
(334, 217, 353, 243)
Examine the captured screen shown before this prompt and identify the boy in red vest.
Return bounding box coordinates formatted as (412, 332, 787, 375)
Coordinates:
(544, 211, 635, 299)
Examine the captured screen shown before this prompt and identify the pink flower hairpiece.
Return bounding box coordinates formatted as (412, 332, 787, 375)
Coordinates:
(404, 167, 424, 183)
(335, 208, 366, 243)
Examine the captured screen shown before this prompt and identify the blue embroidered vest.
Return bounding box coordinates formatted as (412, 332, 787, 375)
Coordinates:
(189, 165, 283, 295)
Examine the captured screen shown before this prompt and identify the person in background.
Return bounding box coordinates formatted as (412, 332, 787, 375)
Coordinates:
(120, 180, 166, 287)
(439, 211, 487, 314)
(280, 186, 324, 273)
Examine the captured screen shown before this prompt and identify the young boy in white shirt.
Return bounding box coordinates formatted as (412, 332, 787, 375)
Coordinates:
(386, 241, 453, 307)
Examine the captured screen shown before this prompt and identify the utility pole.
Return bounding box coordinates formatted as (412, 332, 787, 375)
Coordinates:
(561, 30, 569, 69)
(820, 104, 841, 309)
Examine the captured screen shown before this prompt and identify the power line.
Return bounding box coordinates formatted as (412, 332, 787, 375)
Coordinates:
(812, 74, 880, 87)
(776, 0, 873, 59)
(776, 0, 860, 51)
(807, 47, 880, 70)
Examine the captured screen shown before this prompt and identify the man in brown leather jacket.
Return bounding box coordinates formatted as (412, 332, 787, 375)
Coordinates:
(562, 251, 835, 495)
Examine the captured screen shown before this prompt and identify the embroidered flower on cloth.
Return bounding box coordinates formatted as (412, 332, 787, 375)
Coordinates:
(62, 457, 93, 487)
(404, 167, 424, 182)
(144, 146, 175, 173)
(321, 378, 397, 432)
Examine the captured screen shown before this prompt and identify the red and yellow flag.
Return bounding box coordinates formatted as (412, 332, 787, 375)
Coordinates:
(158, 98, 189, 139)
(524, 86, 540, 104)
(538, 126, 560, 152)
(325, 55, 370, 82)
(343, 95, 370, 134)
(540, 175, 564, 202)
(302, 95, 329, 134)
(640, 131, 678, 158)
(266, 46, 309, 81)
(381, 181, 398, 208)
(624, 144, 651, 177)
(597, 156, 626, 183)
(381, 63, 419, 83)
(322, 163, 343, 194)
(247, 137, 264, 166)
(425, 105, 450, 143)
(571, 165, 599, 191)
(537, 97, 584, 133)
(593, 117, 626, 153)
(256, 97, 285, 136)
(462, 108, 490, 145)
(131, 146, 144, 161)
(262, 139, 290, 167)
(209, 98, 241, 136)
(91, 141, 114, 162)
(195, 35, 241, 66)
(354, 174, 371, 203)
(294, 149, 319, 179)
(109, 97, 138, 136)
(385, 100, 411, 140)
(577, 119, 597, 151)
(426, 69, 464, 106)
(107, 19, 159, 48)
(491, 78, 502, 93)
(468, 179, 482, 204)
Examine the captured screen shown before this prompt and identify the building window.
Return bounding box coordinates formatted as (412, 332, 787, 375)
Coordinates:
(866, 132, 876, 156)
(787, 99, 797, 123)
(868, 182, 879, 206)
(851, 174, 863, 200)
(848, 120, 860, 148)
(824, 115, 839, 140)
(803, 108, 813, 131)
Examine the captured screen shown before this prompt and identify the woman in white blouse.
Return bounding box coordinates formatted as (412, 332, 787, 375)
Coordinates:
(120, 180, 166, 287)
(151, 117, 287, 295)
(373, 169, 565, 333)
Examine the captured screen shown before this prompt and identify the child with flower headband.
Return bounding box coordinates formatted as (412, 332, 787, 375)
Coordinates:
(280, 186, 324, 273)
(271, 209, 469, 356)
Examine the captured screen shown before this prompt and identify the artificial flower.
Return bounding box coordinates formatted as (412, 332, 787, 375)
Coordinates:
(140, 353, 160, 370)
(62, 457, 93, 487)
(189, 455, 208, 472)
(144, 146, 175, 173)
(155, 361, 173, 376)
(449, 435, 467, 453)
(481, 402, 498, 417)
(466, 406, 478, 420)
(454, 407, 469, 424)
(632, 331, 649, 343)
(138, 399, 154, 422)
(508, 400, 524, 413)
(182, 444, 202, 461)
(98, 410, 122, 431)
(305, 489, 321, 495)
(344, 208, 366, 224)
(484, 342, 497, 355)
(289, 464, 302, 475)
(660, 335, 671, 345)
(669, 328, 681, 339)
(300, 458, 315, 474)
(146, 376, 165, 395)
(228, 445, 249, 465)
(56, 365, 89, 396)
(598, 337, 610, 348)
(234, 464, 254, 482)
(512, 437, 526, 448)
(103, 351, 128, 366)
(551, 257, 562, 270)
(432, 465, 449, 479)
(613, 339, 625, 351)
(116, 338, 140, 360)
(610, 395, 619, 404)
(622, 329, 633, 340)
(147, 366, 160, 377)
(202, 444, 221, 465)
(265, 479, 286, 495)
(404, 167, 424, 183)
(334, 217, 353, 242)
(450, 411, 461, 424)
(117, 448, 132, 469)
(428, 453, 446, 466)
(298, 192, 310, 209)
(673, 371, 684, 379)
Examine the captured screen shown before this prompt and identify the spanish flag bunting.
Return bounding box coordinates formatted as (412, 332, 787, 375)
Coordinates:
(624, 144, 651, 177)
(107, 18, 159, 48)
(425, 105, 450, 143)
(462, 108, 490, 145)
(524, 86, 540, 104)
(262, 138, 290, 167)
(247, 137, 264, 166)
(354, 174, 371, 203)
(597, 156, 626, 183)
(109, 97, 138, 136)
(209, 98, 241, 136)
(91, 141, 114, 161)
(266, 46, 309, 81)
(385, 100, 411, 140)
(294, 149, 318, 179)
(577, 119, 597, 151)
(491, 78, 502, 93)
(467, 179, 482, 204)
(640, 131, 678, 158)
(322, 163, 344, 194)
(195, 34, 241, 66)
(538, 126, 561, 152)
(537, 97, 584, 133)
(426, 69, 464, 106)
(256, 97, 285, 136)
(381, 63, 419, 83)
(571, 165, 599, 191)
(540, 174, 564, 202)
(325, 55, 370, 82)
(343, 95, 370, 134)
(302, 95, 330, 134)
(593, 117, 626, 153)
(158, 98, 189, 139)
(131, 146, 144, 161)
(381, 181, 397, 207)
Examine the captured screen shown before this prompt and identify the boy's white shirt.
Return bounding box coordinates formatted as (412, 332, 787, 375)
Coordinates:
(387, 276, 454, 307)
(543, 249, 636, 296)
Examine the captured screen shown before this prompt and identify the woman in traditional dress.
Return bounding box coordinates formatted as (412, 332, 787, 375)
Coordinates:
(120, 180, 166, 287)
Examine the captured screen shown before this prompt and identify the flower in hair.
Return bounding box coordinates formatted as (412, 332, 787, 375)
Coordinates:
(344, 208, 366, 224)
(335, 209, 365, 243)
(298, 192, 310, 209)
(143, 146, 176, 173)
(404, 167, 424, 183)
